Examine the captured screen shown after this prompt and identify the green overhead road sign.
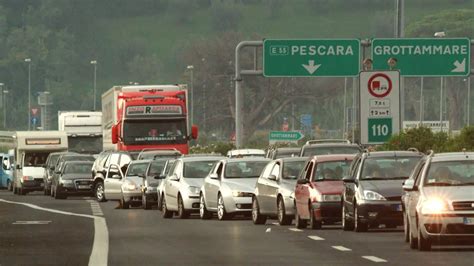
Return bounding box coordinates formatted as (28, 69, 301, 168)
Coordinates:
(372, 38, 471, 76)
(269, 131, 303, 142)
(263, 39, 360, 77)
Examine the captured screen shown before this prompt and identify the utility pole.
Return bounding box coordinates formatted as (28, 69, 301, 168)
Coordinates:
(91, 60, 98, 111)
(25, 58, 32, 130)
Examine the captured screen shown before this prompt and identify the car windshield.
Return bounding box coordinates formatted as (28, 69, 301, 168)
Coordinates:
(64, 163, 93, 174)
(282, 160, 307, 179)
(148, 161, 166, 179)
(24, 152, 50, 167)
(224, 161, 268, 178)
(361, 157, 420, 180)
(122, 119, 187, 145)
(424, 161, 474, 186)
(126, 162, 149, 177)
(313, 160, 352, 181)
(183, 161, 217, 178)
(47, 154, 61, 167)
(302, 146, 360, 156)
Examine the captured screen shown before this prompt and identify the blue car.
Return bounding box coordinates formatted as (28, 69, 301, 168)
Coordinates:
(0, 153, 14, 190)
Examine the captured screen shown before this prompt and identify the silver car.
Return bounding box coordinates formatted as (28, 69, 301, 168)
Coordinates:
(141, 159, 167, 210)
(403, 152, 474, 251)
(252, 157, 308, 225)
(161, 156, 223, 219)
(200, 158, 270, 220)
(157, 159, 177, 210)
(104, 160, 149, 209)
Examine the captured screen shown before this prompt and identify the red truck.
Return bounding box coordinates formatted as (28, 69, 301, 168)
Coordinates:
(101, 85, 198, 154)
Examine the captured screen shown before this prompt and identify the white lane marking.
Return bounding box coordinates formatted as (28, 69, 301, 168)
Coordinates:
(308, 235, 325, 241)
(332, 246, 352, 251)
(362, 256, 387, 263)
(89, 200, 103, 216)
(265, 228, 271, 233)
(289, 228, 303, 232)
(0, 198, 108, 266)
(13, 221, 51, 225)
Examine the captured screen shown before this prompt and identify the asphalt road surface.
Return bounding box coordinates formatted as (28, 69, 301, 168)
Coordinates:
(1, 190, 473, 266)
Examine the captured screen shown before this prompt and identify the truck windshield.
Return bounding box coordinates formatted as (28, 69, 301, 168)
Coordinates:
(69, 136, 103, 154)
(123, 119, 187, 145)
(24, 152, 50, 167)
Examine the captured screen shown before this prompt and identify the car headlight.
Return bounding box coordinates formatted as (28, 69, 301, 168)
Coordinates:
(421, 198, 448, 214)
(60, 178, 73, 185)
(124, 182, 137, 191)
(188, 186, 200, 194)
(362, 190, 386, 201)
(321, 194, 341, 202)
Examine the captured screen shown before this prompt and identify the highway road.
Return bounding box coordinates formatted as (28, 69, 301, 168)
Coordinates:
(0, 190, 473, 266)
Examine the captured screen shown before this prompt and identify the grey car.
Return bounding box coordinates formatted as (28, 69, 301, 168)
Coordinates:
(161, 156, 224, 219)
(141, 159, 167, 210)
(403, 152, 474, 251)
(252, 157, 308, 225)
(200, 158, 270, 220)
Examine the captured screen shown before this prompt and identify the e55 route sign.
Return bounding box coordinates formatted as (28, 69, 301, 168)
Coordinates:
(372, 38, 470, 77)
(263, 39, 360, 77)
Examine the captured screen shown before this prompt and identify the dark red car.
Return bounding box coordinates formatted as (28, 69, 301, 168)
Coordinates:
(294, 154, 355, 229)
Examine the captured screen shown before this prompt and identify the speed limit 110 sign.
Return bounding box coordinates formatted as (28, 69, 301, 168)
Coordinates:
(360, 71, 400, 145)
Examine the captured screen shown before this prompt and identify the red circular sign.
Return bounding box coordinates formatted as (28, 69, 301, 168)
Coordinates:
(367, 73, 392, 98)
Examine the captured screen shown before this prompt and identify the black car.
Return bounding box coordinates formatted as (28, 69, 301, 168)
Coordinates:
(300, 139, 361, 157)
(266, 147, 301, 159)
(141, 159, 168, 210)
(43, 152, 75, 195)
(341, 150, 422, 232)
(50, 153, 95, 196)
(51, 161, 94, 199)
(137, 149, 182, 160)
(92, 151, 132, 202)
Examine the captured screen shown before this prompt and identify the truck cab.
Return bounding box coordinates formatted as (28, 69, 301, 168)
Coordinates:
(13, 131, 68, 195)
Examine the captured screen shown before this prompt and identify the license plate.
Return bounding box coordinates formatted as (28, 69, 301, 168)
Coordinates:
(463, 217, 473, 225)
(392, 204, 402, 211)
(78, 185, 90, 189)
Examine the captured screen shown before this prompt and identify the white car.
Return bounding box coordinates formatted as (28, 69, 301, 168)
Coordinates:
(161, 156, 224, 219)
(200, 158, 270, 220)
(227, 149, 266, 158)
(104, 160, 149, 209)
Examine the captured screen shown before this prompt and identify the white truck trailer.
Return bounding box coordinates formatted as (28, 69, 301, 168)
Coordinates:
(58, 111, 102, 154)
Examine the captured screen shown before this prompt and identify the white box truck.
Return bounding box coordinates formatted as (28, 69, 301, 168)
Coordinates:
(58, 111, 102, 154)
(12, 131, 68, 195)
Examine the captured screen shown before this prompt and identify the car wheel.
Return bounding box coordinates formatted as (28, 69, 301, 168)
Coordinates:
(95, 182, 106, 202)
(143, 194, 151, 210)
(277, 197, 292, 226)
(13, 183, 17, 194)
(121, 197, 129, 209)
(342, 202, 354, 231)
(295, 206, 308, 229)
(199, 194, 212, 220)
(7, 180, 12, 191)
(54, 188, 64, 199)
(177, 195, 189, 219)
(417, 220, 431, 251)
(50, 185, 55, 197)
(251, 197, 266, 225)
(217, 194, 231, 221)
(354, 203, 368, 232)
(161, 196, 173, 218)
(157, 193, 163, 211)
(19, 187, 27, 195)
(309, 206, 322, 229)
(44, 186, 49, 195)
(403, 212, 410, 243)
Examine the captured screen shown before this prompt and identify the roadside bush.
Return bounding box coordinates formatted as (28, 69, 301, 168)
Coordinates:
(190, 142, 235, 156)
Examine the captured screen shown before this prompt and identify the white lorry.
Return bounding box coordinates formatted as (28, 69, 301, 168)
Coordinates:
(12, 131, 68, 195)
(58, 111, 102, 154)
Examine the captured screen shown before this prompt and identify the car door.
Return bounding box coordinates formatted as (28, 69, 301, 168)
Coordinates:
(261, 162, 281, 213)
(408, 161, 426, 232)
(295, 161, 314, 218)
(104, 164, 123, 200)
(254, 162, 274, 214)
(206, 162, 223, 209)
(343, 156, 361, 216)
(165, 160, 182, 210)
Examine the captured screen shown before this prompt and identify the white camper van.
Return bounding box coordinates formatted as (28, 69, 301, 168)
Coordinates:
(12, 131, 68, 195)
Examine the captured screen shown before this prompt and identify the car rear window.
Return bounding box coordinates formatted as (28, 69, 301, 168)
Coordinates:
(302, 146, 360, 156)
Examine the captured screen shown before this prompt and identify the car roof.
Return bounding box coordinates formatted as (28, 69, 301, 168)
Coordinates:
(304, 143, 360, 148)
(180, 156, 224, 162)
(129, 159, 152, 164)
(222, 158, 271, 163)
(311, 154, 356, 162)
(63, 160, 94, 165)
(279, 157, 308, 163)
(275, 147, 301, 152)
(227, 149, 266, 156)
(363, 151, 423, 158)
(430, 152, 474, 162)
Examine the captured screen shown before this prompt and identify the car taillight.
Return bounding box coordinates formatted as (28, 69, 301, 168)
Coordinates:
(22, 176, 31, 181)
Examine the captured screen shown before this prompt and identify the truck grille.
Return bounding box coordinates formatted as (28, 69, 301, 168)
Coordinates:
(452, 201, 474, 211)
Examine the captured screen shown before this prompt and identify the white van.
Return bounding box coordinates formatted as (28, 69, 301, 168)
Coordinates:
(13, 131, 68, 195)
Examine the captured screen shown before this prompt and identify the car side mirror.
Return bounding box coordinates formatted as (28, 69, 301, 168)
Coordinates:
(268, 175, 277, 181)
(342, 176, 355, 183)
(297, 179, 309, 185)
(111, 174, 122, 179)
(111, 124, 119, 144)
(209, 173, 219, 179)
(402, 179, 417, 191)
(169, 174, 179, 181)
